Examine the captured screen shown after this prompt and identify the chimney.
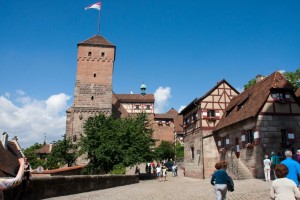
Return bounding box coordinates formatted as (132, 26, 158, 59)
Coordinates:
(1, 132, 8, 149)
(256, 74, 265, 83)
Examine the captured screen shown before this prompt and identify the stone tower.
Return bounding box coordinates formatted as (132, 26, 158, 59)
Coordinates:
(65, 35, 116, 143)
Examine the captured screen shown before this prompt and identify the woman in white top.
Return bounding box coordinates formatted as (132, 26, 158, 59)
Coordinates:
(263, 155, 271, 182)
(270, 164, 300, 200)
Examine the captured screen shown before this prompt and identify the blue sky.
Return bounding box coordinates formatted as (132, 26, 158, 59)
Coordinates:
(1, 0, 300, 148)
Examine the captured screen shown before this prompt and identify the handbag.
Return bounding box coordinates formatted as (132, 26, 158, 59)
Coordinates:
(227, 176, 234, 192)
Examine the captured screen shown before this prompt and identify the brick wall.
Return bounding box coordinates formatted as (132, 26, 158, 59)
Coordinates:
(3, 175, 138, 200)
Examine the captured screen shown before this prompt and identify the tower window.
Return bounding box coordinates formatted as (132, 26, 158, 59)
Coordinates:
(91, 96, 94, 100)
(101, 52, 105, 57)
(94, 73, 96, 77)
(88, 52, 92, 56)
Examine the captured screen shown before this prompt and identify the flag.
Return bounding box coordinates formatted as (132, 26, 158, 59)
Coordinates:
(85, 2, 101, 10)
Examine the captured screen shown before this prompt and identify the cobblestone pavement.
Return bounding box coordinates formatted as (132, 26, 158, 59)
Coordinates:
(45, 171, 272, 200)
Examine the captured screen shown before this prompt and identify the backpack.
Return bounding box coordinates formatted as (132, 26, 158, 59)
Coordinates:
(227, 176, 234, 192)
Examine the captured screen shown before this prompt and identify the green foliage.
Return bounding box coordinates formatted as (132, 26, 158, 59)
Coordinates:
(79, 113, 155, 174)
(154, 140, 175, 161)
(23, 143, 46, 169)
(175, 141, 184, 159)
(46, 137, 77, 169)
(244, 78, 256, 90)
(111, 163, 126, 175)
(283, 68, 300, 90)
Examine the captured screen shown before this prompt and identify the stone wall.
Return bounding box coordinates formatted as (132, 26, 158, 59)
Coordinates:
(3, 175, 138, 200)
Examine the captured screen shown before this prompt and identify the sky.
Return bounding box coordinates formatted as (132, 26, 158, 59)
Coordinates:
(0, 0, 300, 148)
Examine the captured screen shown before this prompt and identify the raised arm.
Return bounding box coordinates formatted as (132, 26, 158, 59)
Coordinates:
(0, 158, 25, 191)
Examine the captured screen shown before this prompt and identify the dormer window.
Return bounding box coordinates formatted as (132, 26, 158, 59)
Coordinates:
(237, 98, 248, 111)
(272, 92, 290, 103)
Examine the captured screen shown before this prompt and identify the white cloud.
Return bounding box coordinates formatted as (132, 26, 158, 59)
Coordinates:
(154, 86, 172, 113)
(0, 91, 71, 148)
(178, 106, 186, 113)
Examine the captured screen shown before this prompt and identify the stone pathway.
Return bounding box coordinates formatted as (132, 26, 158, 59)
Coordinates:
(44, 169, 272, 200)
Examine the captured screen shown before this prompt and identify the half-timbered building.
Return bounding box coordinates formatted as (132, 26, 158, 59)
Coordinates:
(213, 71, 300, 179)
(180, 80, 239, 178)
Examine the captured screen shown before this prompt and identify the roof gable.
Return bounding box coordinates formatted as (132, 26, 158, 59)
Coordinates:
(180, 79, 238, 114)
(214, 71, 294, 131)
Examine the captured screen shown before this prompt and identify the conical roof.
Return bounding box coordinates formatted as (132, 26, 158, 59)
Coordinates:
(78, 35, 115, 47)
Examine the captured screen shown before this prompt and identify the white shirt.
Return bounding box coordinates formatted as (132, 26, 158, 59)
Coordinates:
(270, 177, 300, 200)
(264, 158, 271, 169)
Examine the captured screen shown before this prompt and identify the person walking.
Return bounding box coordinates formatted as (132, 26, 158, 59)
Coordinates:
(161, 165, 167, 182)
(263, 155, 271, 182)
(271, 151, 280, 179)
(280, 150, 300, 187)
(270, 164, 300, 200)
(211, 162, 230, 200)
(156, 164, 161, 180)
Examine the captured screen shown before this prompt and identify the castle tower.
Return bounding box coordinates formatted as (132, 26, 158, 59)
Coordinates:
(66, 35, 116, 143)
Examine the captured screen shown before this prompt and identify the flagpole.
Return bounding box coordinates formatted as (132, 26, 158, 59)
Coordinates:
(97, 8, 101, 35)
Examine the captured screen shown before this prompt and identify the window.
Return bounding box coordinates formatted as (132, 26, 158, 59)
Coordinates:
(207, 110, 216, 117)
(135, 105, 140, 110)
(191, 147, 194, 160)
(73, 135, 77, 142)
(91, 96, 94, 100)
(94, 73, 96, 77)
(101, 52, 105, 57)
(146, 105, 151, 110)
(237, 98, 249, 111)
(281, 129, 288, 143)
(222, 137, 227, 148)
(246, 129, 254, 143)
(88, 52, 92, 56)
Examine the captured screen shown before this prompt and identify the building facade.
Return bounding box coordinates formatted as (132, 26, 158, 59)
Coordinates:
(180, 80, 239, 178)
(214, 71, 300, 179)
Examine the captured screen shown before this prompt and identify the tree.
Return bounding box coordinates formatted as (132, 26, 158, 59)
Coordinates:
(79, 113, 155, 174)
(243, 78, 256, 90)
(154, 141, 175, 161)
(175, 141, 184, 160)
(23, 143, 46, 169)
(283, 68, 300, 90)
(46, 137, 77, 169)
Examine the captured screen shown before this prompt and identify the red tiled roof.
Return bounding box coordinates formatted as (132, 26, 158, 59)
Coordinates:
(115, 94, 154, 103)
(0, 141, 22, 177)
(36, 144, 52, 154)
(78, 35, 115, 47)
(214, 71, 294, 131)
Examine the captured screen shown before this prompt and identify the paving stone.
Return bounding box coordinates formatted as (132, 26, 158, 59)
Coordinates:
(44, 169, 272, 200)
